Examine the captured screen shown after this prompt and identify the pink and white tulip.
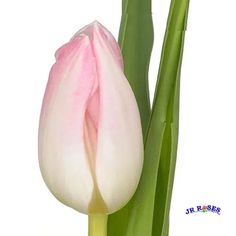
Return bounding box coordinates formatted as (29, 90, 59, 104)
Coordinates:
(38, 21, 143, 214)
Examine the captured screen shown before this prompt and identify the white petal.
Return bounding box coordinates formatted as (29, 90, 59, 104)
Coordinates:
(93, 25, 144, 213)
(39, 36, 95, 213)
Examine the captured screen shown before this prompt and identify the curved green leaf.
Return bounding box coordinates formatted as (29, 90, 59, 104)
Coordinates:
(118, 0, 154, 136)
(151, 2, 190, 235)
(124, 1, 190, 235)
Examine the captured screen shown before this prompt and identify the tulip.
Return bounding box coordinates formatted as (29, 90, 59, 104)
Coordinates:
(38, 21, 143, 216)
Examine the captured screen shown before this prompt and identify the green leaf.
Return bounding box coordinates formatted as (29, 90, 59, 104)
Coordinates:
(151, 2, 190, 235)
(118, 0, 154, 136)
(123, 1, 190, 236)
(107, 0, 154, 235)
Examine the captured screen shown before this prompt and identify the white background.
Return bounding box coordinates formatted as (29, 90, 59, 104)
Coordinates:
(0, 0, 236, 235)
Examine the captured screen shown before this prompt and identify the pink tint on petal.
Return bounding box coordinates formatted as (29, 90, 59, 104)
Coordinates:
(55, 34, 86, 61)
(39, 32, 100, 212)
(93, 22, 124, 69)
(40, 35, 88, 119)
(72, 21, 123, 69)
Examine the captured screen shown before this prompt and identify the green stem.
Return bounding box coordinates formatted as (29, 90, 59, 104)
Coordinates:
(88, 214, 108, 236)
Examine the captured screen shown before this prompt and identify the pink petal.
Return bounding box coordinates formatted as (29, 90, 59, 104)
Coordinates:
(39, 34, 96, 213)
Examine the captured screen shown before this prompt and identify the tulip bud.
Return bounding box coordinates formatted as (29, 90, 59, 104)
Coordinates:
(38, 21, 143, 215)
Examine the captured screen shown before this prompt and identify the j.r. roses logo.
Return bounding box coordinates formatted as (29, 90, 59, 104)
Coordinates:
(185, 205, 221, 215)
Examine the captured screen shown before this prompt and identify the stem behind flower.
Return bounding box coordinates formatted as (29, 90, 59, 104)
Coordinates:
(88, 214, 108, 236)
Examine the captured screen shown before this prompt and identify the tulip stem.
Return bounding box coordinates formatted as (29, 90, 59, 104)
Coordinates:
(88, 214, 108, 236)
